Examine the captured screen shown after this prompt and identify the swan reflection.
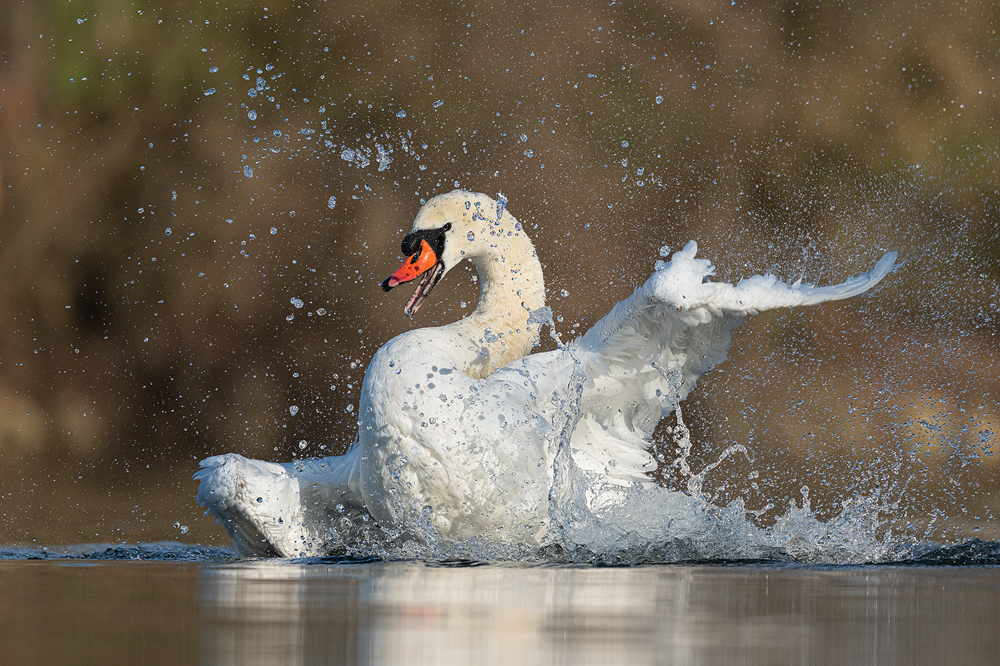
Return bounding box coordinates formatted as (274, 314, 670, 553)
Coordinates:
(198, 561, 998, 666)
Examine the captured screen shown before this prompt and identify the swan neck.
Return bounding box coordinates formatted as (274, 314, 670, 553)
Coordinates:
(458, 228, 545, 377)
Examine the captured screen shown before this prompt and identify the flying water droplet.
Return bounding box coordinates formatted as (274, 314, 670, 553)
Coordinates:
(243, 165, 254, 178)
(432, 100, 444, 108)
(467, 231, 475, 241)
(248, 110, 257, 120)
(316, 308, 327, 316)
(396, 110, 407, 118)
(204, 88, 216, 96)
(298, 440, 308, 450)
(327, 196, 336, 209)
(291, 297, 304, 308)
(659, 245, 671, 257)
(270, 227, 277, 234)
(165, 228, 172, 235)
(289, 405, 299, 416)
(376, 143, 393, 171)
(655, 95, 664, 104)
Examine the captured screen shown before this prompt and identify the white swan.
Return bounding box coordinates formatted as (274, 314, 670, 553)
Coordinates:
(195, 190, 897, 557)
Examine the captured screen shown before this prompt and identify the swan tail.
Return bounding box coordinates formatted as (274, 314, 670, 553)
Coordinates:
(571, 241, 897, 468)
(194, 449, 363, 557)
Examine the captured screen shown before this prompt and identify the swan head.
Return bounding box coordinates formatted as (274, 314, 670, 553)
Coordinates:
(381, 190, 508, 317)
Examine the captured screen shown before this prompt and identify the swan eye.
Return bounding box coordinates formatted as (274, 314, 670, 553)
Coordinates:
(442, 223, 452, 232)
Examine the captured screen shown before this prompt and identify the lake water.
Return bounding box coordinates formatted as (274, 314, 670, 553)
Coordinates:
(2, 544, 998, 665)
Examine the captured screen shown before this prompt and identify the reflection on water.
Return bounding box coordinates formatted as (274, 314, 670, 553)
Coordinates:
(199, 562, 1000, 665)
(2, 558, 999, 665)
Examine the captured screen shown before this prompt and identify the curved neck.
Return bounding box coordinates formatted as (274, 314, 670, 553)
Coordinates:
(452, 223, 546, 378)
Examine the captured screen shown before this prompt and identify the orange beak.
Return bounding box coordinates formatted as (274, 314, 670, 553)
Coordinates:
(383, 239, 438, 290)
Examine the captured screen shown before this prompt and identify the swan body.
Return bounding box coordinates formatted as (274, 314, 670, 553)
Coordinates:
(195, 190, 897, 557)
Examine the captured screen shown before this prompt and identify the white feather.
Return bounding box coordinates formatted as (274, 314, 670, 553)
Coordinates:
(195, 192, 897, 557)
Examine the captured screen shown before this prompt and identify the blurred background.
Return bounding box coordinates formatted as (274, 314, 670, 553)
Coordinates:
(0, 0, 997, 547)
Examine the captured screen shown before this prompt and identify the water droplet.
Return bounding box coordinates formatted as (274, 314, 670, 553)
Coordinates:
(396, 110, 407, 118)
(621, 141, 629, 148)
(204, 88, 216, 96)
(286, 314, 294, 321)
(289, 405, 299, 416)
(659, 245, 671, 257)
(345, 404, 354, 413)
(376, 143, 393, 171)
(291, 297, 304, 308)
(655, 260, 667, 271)
(340, 148, 355, 161)
(248, 110, 257, 120)
(179, 525, 189, 535)
(520, 134, 528, 142)
(524, 149, 533, 158)
(243, 165, 254, 178)
(655, 95, 664, 104)
(467, 231, 475, 241)
(270, 227, 277, 234)
(76, 18, 84, 24)
(165, 227, 172, 235)
(327, 196, 336, 209)
(432, 100, 444, 108)
(256, 77, 265, 90)
(298, 440, 308, 450)
(316, 308, 327, 316)
(560, 289, 569, 298)
(209, 66, 219, 73)
(256, 497, 263, 504)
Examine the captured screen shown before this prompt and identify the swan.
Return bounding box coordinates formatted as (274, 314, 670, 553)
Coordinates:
(195, 190, 897, 557)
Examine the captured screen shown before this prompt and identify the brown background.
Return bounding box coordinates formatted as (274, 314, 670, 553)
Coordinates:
(0, 0, 997, 547)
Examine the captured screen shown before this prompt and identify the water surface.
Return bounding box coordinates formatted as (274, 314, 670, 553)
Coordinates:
(2, 544, 998, 665)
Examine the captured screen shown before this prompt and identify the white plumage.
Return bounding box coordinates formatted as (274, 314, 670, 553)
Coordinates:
(195, 190, 896, 557)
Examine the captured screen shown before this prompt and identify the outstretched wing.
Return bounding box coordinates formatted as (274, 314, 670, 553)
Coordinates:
(194, 449, 363, 557)
(568, 241, 897, 481)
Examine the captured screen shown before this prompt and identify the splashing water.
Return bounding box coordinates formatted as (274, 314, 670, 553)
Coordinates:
(246, 351, 907, 565)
